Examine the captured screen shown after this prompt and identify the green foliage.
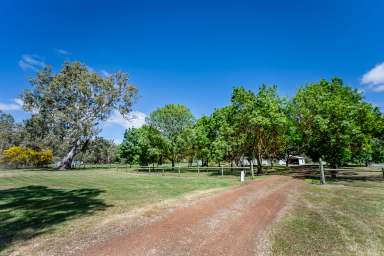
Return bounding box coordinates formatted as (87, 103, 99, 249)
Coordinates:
(147, 104, 195, 141)
(0, 112, 21, 153)
(22, 61, 137, 169)
(78, 137, 118, 164)
(146, 104, 194, 166)
(230, 85, 288, 173)
(1, 146, 52, 167)
(119, 126, 168, 166)
(292, 78, 379, 167)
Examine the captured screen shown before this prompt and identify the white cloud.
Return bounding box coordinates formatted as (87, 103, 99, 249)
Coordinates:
(361, 62, 384, 92)
(54, 48, 72, 56)
(100, 69, 111, 77)
(18, 54, 45, 71)
(106, 111, 147, 129)
(0, 99, 23, 111)
(14, 98, 23, 106)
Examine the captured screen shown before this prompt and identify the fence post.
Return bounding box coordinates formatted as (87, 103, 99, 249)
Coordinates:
(178, 166, 181, 176)
(221, 166, 224, 177)
(197, 162, 200, 176)
(240, 170, 245, 183)
(319, 158, 326, 184)
(250, 161, 254, 179)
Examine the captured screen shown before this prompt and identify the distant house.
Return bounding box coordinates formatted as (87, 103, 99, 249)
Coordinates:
(237, 157, 272, 166)
(287, 156, 305, 165)
(238, 155, 306, 166)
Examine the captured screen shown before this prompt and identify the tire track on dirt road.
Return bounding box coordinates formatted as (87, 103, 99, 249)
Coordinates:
(77, 176, 301, 256)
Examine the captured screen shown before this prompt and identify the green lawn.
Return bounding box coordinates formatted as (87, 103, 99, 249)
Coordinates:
(270, 174, 384, 256)
(0, 168, 237, 255)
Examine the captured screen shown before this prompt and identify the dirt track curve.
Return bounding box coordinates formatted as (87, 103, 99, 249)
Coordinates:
(78, 175, 301, 256)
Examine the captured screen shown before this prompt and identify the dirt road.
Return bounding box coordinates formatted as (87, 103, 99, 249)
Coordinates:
(78, 176, 300, 256)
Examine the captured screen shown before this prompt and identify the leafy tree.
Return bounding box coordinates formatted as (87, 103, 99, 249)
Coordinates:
(119, 128, 141, 166)
(119, 126, 168, 166)
(0, 111, 20, 153)
(281, 103, 304, 166)
(292, 78, 379, 173)
(78, 137, 118, 164)
(231, 85, 288, 175)
(371, 110, 384, 163)
(187, 116, 214, 166)
(210, 106, 238, 165)
(176, 127, 198, 166)
(137, 125, 168, 166)
(20, 114, 55, 151)
(22, 61, 137, 170)
(146, 104, 194, 167)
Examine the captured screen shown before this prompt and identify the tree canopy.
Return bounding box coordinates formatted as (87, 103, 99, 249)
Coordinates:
(292, 78, 379, 168)
(22, 61, 137, 169)
(146, 104, 194, 167)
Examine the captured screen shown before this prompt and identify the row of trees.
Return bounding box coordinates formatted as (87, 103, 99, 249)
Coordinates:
(119, 78, 384, 176)
(1, 61, 383, 172)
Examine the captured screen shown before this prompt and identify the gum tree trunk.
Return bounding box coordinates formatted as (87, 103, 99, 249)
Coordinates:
(57, 145, 78, 170)
(57, 139, 89, 170)
(255, 154, 263, 175)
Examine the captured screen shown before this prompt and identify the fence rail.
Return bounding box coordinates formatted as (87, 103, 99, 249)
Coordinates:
(73, 163, 253, 178)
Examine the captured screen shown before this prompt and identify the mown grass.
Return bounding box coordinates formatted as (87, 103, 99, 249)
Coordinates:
(0, 168, 237, 255)
(270, 176, 384, 256)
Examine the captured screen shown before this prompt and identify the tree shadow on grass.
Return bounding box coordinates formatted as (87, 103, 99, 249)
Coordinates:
(0, 186, 109, 252)
(277, 166, 384, 185)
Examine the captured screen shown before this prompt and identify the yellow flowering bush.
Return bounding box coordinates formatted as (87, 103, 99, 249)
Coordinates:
(1, 146, 53, 167)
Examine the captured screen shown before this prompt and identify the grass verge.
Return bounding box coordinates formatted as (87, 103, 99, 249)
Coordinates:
(270, 177, 384, 256)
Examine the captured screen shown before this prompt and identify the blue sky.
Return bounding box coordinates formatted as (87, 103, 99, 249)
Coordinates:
(1, 0, 383, 143)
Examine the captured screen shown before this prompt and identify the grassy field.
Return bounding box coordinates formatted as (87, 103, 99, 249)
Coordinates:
(269, 170, 384, 256)
(0, 168, 237, 255)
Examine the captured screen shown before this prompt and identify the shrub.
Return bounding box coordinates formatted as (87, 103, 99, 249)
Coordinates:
(1, 146, 53, 167)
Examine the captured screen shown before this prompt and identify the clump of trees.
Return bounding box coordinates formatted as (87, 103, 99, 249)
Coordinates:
(119, 79, 384, 180)
(21, 61, 137, 169)
(76, 137, 119, 164)
(292, 78, 383, 167)
(0, 61, 136, 170)
(1, 146, 52, 168)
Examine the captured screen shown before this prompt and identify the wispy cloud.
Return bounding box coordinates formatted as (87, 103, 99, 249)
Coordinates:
(106, 111, 147, 129)
(0, 99, 23, 111)
(18, 54, 45, 71)
(54, 48, 72, 56)
(100, 69, 111, 77)
(361, 62, 384, 92)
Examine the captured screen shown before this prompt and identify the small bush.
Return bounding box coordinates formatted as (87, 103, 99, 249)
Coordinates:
(1, 146, 53, 168)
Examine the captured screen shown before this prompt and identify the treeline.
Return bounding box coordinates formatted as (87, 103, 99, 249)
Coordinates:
(0, 62, 383, 171)
(0, 112, 118, 167)
(119, 78, 384, 174)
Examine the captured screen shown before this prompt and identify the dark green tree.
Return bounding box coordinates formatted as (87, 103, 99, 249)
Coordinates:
(292, 78, 379, 174)
(231, 85, 288, 175)
(0, 111, 20, 153)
